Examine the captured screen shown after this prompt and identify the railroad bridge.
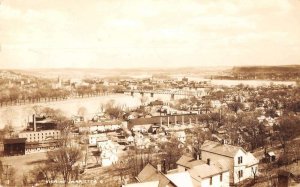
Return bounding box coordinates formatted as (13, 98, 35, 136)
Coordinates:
(124, 89, 208, 100)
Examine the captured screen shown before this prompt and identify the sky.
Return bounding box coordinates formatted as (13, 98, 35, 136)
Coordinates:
(0, 0, 300, 69)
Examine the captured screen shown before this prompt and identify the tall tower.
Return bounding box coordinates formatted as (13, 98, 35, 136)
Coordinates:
(57, 76, 62, 88)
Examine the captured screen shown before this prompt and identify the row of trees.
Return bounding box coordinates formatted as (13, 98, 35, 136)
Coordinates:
(0, 82, 127, 107)
(0, 86, 71, 106)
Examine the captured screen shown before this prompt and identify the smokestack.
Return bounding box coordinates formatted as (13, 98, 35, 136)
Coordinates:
(207, 158, 210, 165)
(33, 114, 36, 132)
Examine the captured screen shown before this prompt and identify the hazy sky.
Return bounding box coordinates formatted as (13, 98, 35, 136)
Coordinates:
(1, 0, 300, 69)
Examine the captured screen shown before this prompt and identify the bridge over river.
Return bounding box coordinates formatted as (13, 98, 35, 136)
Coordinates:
(123, 89, 209, 100)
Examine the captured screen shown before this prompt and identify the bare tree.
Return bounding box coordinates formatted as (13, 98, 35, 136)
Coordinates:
(104, 100, 123, 119)
(251, 166, 258, 184)
(46, 147, 82, 186)
(186, 126, 211, 158)
(159, 137, 185, 171)
(228, 102, 244, 113)
(275, 116, 300, 154)
(32, 105, 43, 115)
(140, 96, 149, 106)
(29, 163, 60, 186)
(77, 106, 87, 117)
(2, 123, 15, 138)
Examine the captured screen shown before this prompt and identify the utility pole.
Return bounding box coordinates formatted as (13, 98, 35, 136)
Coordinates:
(3, 164, 11, 185)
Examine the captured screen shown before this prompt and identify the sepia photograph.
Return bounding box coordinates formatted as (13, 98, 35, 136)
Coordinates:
(0, 0, 300, 186)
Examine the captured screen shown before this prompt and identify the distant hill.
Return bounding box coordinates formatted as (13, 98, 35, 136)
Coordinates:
(232, 65, 300, 74)
(6, 66, 231, 79)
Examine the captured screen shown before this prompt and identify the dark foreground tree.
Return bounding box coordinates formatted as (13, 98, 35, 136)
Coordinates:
(159, 137, 185, 171)
(46, 147, 82, 185)
(186, 126, 211, 158)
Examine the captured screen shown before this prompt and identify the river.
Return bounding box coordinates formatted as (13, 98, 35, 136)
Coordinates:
(0, 94, 141, 130)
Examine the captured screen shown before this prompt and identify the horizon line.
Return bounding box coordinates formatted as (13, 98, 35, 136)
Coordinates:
(1, 64, 299, 71)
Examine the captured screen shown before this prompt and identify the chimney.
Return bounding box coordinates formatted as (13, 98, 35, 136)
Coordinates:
(221, 139, 225, 144)
(163, 159, 167, 174)
(157, 164, 162, 173)
(207, 158, 210, 165)
(33, 114, 36, 132)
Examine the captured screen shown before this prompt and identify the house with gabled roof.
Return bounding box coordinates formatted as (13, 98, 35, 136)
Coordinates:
(136, 163, 176, 187)
(200, 140, 259, 185)
(166, 171, 195, 187)
(176, 155, 205, 172)
(175, 155, 230, 187)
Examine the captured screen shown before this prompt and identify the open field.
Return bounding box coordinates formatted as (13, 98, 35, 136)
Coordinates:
(1, 152, 48, 184)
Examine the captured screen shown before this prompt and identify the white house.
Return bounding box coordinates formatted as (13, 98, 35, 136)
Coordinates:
(175, 131, 186, 143)
(88, 134, 108, 146)
(79, 122, 121, 133)
(97, 140, 118, 167)
(175, 155, 230, 187)
(188, 163, 230, 187)
(211, 100, 222, 109)
(201, 140, 259, 185)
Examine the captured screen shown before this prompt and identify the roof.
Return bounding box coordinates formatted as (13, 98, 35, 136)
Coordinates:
(267, 151, 275, 156)
(3, 138, 27, 144)
(30, 118, 56, 124)
(137, 164, 175, 187)
(25, 141, 59, 149)
(188, 162, 227, 180)
(124, 181, 159, 187)
(176, 155, 205, 169)
(20, 129, 60, 133)
(201, 140, 246, 158)
(245, 152, 259, 167)
(89, 120, 122, 126)
(213, 159, 231, 172)
(166, 172, 194, 187)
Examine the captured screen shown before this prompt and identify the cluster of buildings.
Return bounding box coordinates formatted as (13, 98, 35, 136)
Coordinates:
(1, 115, 61, 156)
(120, 77, 211, 91)
(124, 140, 259, 187)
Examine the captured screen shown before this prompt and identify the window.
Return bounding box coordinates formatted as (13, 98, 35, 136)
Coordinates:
(238, 156, 243, 164)
(210, 177, 212, 185)
(220, 173, 223, 181)
(238, 170, 243, 178)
